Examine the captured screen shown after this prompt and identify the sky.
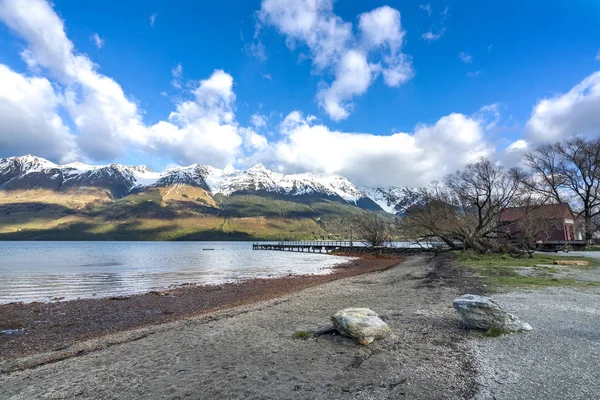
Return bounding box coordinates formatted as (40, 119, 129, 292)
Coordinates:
(0, 0, 600, 187)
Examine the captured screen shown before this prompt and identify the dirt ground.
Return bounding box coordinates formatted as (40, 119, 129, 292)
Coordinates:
(0, 255, 483, 399)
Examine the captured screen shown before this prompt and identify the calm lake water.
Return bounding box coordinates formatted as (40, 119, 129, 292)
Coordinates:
(0, 241, 357, 304)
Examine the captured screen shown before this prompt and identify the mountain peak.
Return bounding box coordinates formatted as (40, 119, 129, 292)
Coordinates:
(246, 163, 269, 173)
(13, 155, 57, 170)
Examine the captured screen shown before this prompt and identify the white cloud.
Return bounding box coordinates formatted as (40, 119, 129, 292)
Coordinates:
(263, 111, 493, 187)
(0, 64, 77, 162)
(475, 103, 501, 130)
(419, 4, 432, 16)
(0, 0, 248, 167)
(257, 0, 412, 120)
(317, 50, 376, 121)
(251, 114, 268, 128)
(258, 0, 352, 70)
(150, 13, 158, 27)
(525, 70, 600, 145)
(262, 73, 272, 81)
(171, 63, 183, 89)
(358, 6, 412, 87)
(421, 31, 442, 42)
(459, 52, 472, 63)
(91, 33, 104, 49)
(359, 6, 403, 50)
(246, 41, 267, 61)
(467, 70, 481, 78)
(0, 0, 147, 160)
(146, 70, 245, 166)
(596, 49, 600, 61)
(241, 127, 269, 151)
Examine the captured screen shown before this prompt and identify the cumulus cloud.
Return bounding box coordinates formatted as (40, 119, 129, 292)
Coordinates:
(317, 50, 375, 121)
(91, 33, 104, 49)
(0, 0, 150, 160)
(146, 70, 245, 166)
(0, 0, 254, 167)
(524, 71, 600, 145)
(251, 114, 268, 128)
(257, 0, 412, 121)
(261, 110, 493, 187)
(0, 64, 77, 162)
(359, 6, 412, 87)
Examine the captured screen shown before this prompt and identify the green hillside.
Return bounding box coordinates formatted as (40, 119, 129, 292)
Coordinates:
(0, 189, 374, 241)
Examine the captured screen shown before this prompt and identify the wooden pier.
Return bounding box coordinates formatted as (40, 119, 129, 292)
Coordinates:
(252, 241, 355, 253)
(252, 241, 435, 255)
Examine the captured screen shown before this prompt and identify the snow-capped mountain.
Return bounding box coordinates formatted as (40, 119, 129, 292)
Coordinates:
(0, 155, 415, 213)
(361, 187, 425, 215)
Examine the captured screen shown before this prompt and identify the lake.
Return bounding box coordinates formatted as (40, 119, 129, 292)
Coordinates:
(0, 241, 356, 304)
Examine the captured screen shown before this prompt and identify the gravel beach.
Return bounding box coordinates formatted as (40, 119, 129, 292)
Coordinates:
(0, 255, 398, 363)
(471, 266, 600, 400)
(0, 255, 482, 399)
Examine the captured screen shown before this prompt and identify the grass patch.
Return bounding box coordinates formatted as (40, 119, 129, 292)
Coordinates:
(291, 330, 313, 339)
(484, 327, 510, 337)
(456, 251, 600, 268)
(455, 251, 600, 291)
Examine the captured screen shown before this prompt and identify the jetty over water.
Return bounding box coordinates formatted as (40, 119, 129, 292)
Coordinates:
(252, 241, 435, 254)
(252, 241, 354, 253)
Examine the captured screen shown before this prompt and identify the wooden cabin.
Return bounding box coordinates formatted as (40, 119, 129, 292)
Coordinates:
(498, 203, 578, 242)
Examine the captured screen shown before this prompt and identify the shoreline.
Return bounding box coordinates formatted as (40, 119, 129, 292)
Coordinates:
(0, 255, 483, 399)
(0, 255, 402, 363)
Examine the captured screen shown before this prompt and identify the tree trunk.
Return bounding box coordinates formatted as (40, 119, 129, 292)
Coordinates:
(585, 211, 594, 243)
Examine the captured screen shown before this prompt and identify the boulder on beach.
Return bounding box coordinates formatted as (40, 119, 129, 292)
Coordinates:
(452, 294, 532, 332)
(331, 308, 391, 345)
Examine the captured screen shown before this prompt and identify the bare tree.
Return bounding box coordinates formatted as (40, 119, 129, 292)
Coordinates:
(520, 143, 567, 203)
(401, 158, 521, 253)
(522, 137, 600, 242)
(353, 212, 393, 247)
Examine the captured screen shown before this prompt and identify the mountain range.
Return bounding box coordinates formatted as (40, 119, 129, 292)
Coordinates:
(0, 155, 422, 240)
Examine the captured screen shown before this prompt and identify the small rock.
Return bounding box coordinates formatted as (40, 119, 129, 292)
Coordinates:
(452, 294, 532, 332)
(331, 308, 391, 345)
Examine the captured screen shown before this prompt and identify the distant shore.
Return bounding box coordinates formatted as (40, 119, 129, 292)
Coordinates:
(0, 254, 401, 365)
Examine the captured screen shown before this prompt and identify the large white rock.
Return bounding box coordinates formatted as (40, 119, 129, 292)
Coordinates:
(331, 308, 391, 345)
(452, 294, 532, 332)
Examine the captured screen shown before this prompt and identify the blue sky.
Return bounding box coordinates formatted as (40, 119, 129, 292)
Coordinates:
(0, 0, 599, 187)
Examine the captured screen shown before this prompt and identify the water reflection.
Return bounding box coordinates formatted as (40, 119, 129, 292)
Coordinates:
(0, 241, 356, 304)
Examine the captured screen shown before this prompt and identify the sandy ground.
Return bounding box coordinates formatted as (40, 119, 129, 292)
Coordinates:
(0, 256, 481, 400)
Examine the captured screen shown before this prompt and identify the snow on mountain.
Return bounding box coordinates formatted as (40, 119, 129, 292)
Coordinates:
(201, 164, 366, 203)
(361, 187, 424, 215)
(147, 165, 209, 189)
(0, 155, 57, 174)
(0, 155, 420, 213)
